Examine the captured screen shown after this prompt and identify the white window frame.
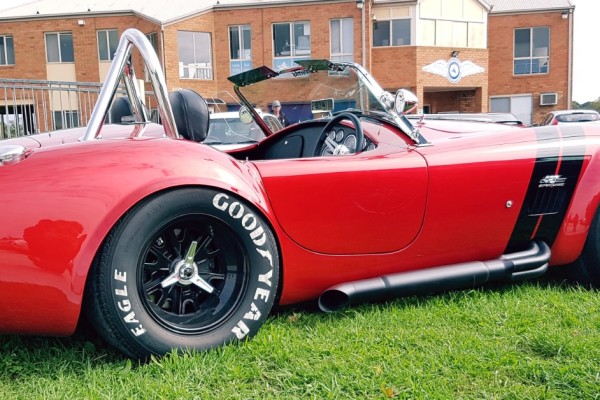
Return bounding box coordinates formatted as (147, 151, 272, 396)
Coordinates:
(229, 25, 252, 75)
(513, 27, 550, 75)
(272, 21, 311, 71)
(177, 31, 213, 80)
(0, 35, 14, 65)
(144, 32, 159, 82)
(330, 18, 354, 63)
(53, 110, 79, 130)
(97, 29, 119, 61)
(45, 32, 74, 63)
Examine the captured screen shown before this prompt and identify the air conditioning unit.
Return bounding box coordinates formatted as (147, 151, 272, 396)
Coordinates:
(540, 92, 557, 106)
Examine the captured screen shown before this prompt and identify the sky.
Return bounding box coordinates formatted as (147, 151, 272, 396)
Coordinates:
(571, 0, 599, 103)
(1, 0, 598, 103)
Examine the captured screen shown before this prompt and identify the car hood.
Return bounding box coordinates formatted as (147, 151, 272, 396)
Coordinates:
(415, 118, 521, 141)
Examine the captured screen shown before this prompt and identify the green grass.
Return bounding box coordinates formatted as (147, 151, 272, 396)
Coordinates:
(1, 281, 600, 399)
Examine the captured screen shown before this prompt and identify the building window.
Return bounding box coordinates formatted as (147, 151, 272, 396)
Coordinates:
(177, 31, 213, 80)
(330, 18, 353, 63)
(144, 32, 159, 81)
(97, 29, 119, 61)
(229, 25, 252, 75)
(514, 27, 549, 75)
(373, 20, 410, 47)
(372, 7, 411, 47)
(418, 0, 486, 48)
(53, 110, 79, 130)
(0, 35, 15, 65)
(45, 32, 74, 63)
(273, 21, 310, 71)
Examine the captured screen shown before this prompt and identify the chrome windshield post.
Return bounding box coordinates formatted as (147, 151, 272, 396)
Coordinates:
(345, 62, 428, 145)
(83, 29, 179, 141)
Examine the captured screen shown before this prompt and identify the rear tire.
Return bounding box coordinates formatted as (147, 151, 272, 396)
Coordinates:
(84, 188, 279, 358)
(567, 207, 600, 287)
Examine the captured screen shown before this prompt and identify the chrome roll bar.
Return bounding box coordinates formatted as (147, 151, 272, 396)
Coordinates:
(83, 29, 179, 141)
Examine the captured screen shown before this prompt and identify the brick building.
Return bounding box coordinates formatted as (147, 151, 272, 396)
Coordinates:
(0, 0, 574, 131)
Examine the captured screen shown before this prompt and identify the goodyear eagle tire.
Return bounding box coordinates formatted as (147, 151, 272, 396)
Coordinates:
(85, 188, 279, 359)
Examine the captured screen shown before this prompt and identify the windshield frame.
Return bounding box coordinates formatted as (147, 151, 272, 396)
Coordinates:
(228, 59, 428, 145)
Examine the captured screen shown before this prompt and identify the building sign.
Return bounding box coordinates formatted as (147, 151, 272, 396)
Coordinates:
(422, 58, 484, 83)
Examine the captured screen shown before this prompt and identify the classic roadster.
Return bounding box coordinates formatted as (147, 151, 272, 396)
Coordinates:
(1, 29, 599, 359)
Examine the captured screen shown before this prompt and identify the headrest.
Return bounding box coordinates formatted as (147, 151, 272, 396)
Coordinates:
(168, 89, 210, 142)
(108, 96, 132, 124)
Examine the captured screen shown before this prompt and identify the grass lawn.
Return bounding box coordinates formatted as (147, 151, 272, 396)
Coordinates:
(1, 281, 599, 399)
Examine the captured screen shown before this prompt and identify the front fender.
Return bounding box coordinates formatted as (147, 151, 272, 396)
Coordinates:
(0, 138, 272, 335)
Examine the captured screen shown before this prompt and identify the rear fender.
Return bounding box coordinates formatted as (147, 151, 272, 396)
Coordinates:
(551, 133, 600, 265)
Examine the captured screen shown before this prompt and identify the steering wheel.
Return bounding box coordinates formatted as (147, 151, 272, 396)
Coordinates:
(315, 112, 364, 156)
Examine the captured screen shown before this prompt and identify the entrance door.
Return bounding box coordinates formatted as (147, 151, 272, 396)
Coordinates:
(491, 95, 533, 125)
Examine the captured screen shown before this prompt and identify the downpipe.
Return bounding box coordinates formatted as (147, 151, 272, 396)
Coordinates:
(318, 241, 550, 312)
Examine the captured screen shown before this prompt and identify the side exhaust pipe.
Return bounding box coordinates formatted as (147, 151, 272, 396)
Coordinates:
(318, 241, 550, 312)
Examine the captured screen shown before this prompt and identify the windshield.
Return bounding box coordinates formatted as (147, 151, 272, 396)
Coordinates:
(556, 112, 600, 123)
(229, 60, 425, 144)
(206, 117, 266, 144)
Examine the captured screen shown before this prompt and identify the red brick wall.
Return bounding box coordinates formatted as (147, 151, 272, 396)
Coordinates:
(488, 11, 571, 123)
(206, 1, 363, 99)
(0, 2, 572, 124)
(0, 16, 160, 82)
(371, 46, 488, 112)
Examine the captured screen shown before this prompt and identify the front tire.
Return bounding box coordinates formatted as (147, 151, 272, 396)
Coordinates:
(85, 188, 279, 358)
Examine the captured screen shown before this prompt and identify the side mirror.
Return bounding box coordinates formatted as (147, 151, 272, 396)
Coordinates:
(394, 89, 418, 115)
(311, 98, 334, 114)
(239, 106, 253, 124)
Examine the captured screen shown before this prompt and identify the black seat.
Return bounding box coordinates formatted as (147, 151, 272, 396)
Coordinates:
(107, 96, 132, 124)
(168, 89, 210, 142)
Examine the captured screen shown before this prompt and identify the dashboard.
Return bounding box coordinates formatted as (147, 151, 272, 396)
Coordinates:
(257, 120, 376, 160)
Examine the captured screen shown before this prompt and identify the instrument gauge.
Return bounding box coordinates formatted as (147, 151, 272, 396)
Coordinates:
(343, 134, 356, 151)
(335, 129, 344, 141)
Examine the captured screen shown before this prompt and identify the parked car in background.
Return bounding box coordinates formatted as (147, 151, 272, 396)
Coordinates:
(206, 110, 282, 150)
(539, 109, 600, 126)
(408, 112, 525, 126)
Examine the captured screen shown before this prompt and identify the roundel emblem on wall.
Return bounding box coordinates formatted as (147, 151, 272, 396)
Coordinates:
(422, 58, 485, 84)
(447, 57, 462, 83)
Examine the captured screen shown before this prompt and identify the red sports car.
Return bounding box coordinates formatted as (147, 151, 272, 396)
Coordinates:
(1, 29, 599, 358)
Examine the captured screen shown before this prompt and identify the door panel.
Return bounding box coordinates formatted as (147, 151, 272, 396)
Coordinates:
(254, 151, 428, 254)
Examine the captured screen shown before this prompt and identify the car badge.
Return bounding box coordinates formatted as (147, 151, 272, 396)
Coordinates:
(539, 175, 567, 188)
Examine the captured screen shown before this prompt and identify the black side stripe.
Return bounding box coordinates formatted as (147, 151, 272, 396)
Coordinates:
(535, 125, 585, 246)
(505, 125, 585, 252)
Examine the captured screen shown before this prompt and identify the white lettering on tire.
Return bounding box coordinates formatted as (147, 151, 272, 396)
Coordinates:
(113, 269, 147, 337)
(212, 193, 276, 341)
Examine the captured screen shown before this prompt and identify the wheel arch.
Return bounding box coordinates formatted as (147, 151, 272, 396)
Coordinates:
(75, 183, 284, 328)
(551, 154, 600, 265)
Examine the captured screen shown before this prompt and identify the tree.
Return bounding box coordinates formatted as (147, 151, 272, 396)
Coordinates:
(572, 98, 600, 112)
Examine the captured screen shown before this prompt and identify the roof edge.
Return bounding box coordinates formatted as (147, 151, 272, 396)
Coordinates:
(0, 9, 161, 25)
(490, 5, 575, 15)
(162, 0, 353, 26)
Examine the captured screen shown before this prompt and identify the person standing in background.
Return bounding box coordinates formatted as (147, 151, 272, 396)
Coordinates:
(271, 100, 289, 127)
